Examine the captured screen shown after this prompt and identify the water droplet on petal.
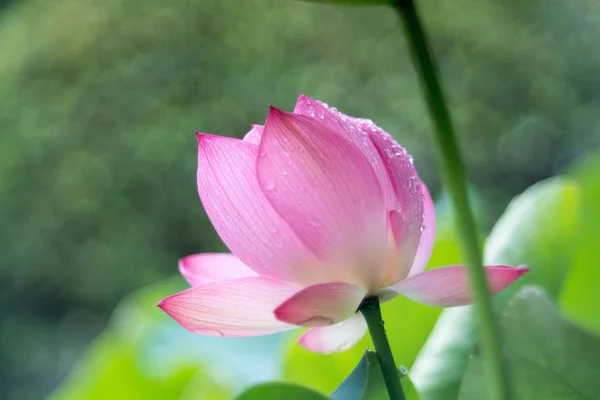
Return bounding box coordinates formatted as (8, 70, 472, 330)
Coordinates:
(264, 181, 276, 191)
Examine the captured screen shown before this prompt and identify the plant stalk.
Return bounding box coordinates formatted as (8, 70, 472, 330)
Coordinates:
(360, 296, 406, 400)
(391, 0, 510, 399)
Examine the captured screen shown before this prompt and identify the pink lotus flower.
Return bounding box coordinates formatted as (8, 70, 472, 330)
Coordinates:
(158, 96, 527, 353)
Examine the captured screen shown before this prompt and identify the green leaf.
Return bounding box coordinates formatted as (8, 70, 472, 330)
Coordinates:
(235, 383, 328, 400)
(330, 351, 384, 400)
(331, 350, 420, 400)
(561, 155, 600, 336)
(410, 177, 581, 400)
(461, 286, 600, 399)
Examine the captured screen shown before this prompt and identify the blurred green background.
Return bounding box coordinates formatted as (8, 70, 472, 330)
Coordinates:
(2, 0, 600, 399)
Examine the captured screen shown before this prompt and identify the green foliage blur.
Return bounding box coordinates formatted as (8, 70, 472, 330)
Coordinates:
(2, 0, 600, 398)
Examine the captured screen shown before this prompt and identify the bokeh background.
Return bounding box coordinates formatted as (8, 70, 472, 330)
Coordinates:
(2, 0, 600, 399)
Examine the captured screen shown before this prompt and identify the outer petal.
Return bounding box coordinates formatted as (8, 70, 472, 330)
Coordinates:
(197, 134, 316, 284)
(407, 182, 436, 277)
(158, 277, 298, 336)
(179, 253, 258, 287)
(390, 265, 529, 307)
(258, 108, 387, 288)
(298, 312, 367, 354)
(370, 128, 424, 285)
(243, 124, 263, 145)
(274, 282, 367, 327)
(293, 96, 396, 209)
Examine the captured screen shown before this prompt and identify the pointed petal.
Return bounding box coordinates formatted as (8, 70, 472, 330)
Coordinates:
(258, 108, 387, 287)
(298, 312, 367, 354)
(407, 182, 436, 277)
(158, 277, 298, 336)
(390, 265, 529, 307)
(197, 134, 316, 283)
(293, 95, 397, 209)
(179, 253, 258, 287)
(370, 128, 424, 285)
(274, 282, 367, 327)
(243, 124, 264, 145)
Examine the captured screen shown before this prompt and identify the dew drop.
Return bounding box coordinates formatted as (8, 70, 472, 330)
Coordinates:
(384, 148, 393, 158)
(361, 137, 370, 146)
(264, 181, 276, 191)
(308, 110, 315, 117)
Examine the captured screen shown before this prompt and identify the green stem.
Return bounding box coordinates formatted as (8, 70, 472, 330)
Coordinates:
(391, 1, 510, 399)
(359, 296, 406, 400)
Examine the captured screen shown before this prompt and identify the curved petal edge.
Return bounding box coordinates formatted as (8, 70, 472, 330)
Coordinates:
(274, 282, 367, 327)
(391, 265, 529, 307)
(298, 312, 367, 354)
(158, 277, 298, 336)
(179, 253, 258, 287)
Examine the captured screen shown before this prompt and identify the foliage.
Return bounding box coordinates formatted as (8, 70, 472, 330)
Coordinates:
(409, 176, 581, 399)
(461, 287, 600, 399)
(330, 350, 420, 400)
(235, 383, 327, 400)
(560, 155, 600, 336)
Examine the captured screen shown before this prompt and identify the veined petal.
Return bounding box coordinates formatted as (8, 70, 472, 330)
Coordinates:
(158, 277, 298, 336)
(298, 312, 367, 354)
(258, 108, 387, 288)
(243, 124, 264, 146)
(179, 253, 258, 287)
(370, 129, 424, 285)
(197, 133, 316, 284)
(407, 182, 436, 277)
(293, 95, 397, 209)
(274, 282, 367, 327)
(390, 265, 529, 307)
